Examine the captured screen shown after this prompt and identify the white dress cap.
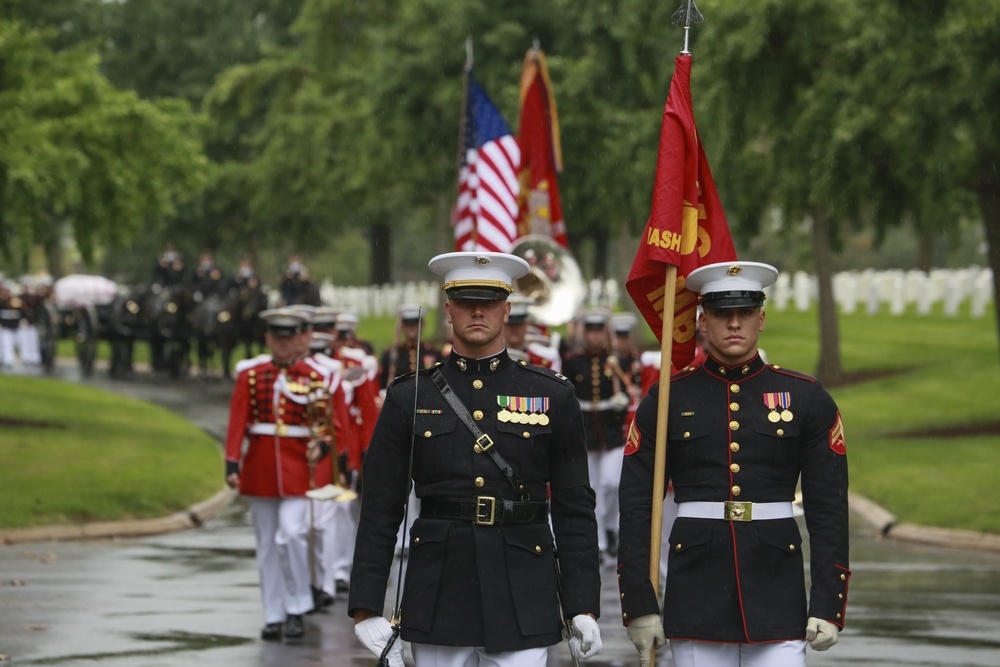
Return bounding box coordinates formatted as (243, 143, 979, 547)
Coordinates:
(428, 252, 530, 301)
(398, 303, 423, 321)
(685, 261, 779, 309)
(259, 308, 309, 336)
(610, 313, 637, 333)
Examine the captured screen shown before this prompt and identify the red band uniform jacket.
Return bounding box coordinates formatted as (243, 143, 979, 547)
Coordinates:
(617, 354, 850, 642)
(225, 355, 347, 496)
(349, 351, 601, 653)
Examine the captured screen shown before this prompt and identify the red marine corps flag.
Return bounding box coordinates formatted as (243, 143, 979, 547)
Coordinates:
(625, 54, 736, 371)
(516, 46, 567, 248)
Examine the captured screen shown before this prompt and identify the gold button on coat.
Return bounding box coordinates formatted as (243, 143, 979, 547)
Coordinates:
(730, 463, 740, 473)
(473, 410, 484, 420)
(777, 429, 785, 436)
(523, 432, 531, 438)
(732, 485, 741, 496)
(535, 546, 541, 553)
(674, 543, 682, 551)
(730, 384, 740, 393)
(789, 544, 796, 551)
(475, 477, 485, 487)
(729, 420, 739, 431)
(730, 402, 739, 411)
(730, 442, 740, 452)
(424, 430, 432, 438)
(473, 380, 483, 389)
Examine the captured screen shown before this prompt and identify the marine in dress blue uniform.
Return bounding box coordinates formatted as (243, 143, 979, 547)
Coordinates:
(561, 309, 631, 557)
(617, 261, 850, 667)
(350, 252, 603, 667)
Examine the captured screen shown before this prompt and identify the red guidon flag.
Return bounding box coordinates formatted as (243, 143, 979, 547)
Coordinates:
(626, 54, 737, 370)
(515, 48, 567, 248)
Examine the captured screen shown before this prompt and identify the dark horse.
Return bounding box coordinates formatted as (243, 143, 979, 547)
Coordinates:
(190, 283, 268, 379)
(108, 283, 192, 378)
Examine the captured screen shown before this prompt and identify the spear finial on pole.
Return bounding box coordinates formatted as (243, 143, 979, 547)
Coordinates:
(671, 0, 704, 55)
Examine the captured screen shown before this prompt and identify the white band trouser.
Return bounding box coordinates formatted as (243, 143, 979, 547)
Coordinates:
(626, 613, 667, 667)
(354, 616, 404, 667)
(805, 617, 840, 651)
(246, 497, 313, 623)
(676, 501, 794, 521)
(569, 614, 603, 660)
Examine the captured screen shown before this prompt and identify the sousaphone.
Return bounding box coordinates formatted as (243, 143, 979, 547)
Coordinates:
(508, 235, 586, 326)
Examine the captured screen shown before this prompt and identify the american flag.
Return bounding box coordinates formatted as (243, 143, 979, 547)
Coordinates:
(453, 73, 521, 252)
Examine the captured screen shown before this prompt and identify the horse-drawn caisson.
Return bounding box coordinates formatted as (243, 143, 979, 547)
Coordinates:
(42, 272, 269, 379)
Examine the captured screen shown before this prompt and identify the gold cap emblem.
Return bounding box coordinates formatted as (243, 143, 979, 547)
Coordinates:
(476, 256, 491, 265)
(727, 265, 742, 276)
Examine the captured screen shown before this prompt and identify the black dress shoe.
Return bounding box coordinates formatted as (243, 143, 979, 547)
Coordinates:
(308, 586, 334, 613)
(284, 614, 305, 640)
(335, 579, 349, 594)
(260, 622, 282, 641)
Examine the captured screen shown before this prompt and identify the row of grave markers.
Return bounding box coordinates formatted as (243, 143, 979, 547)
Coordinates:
(318, 267, 995, 320)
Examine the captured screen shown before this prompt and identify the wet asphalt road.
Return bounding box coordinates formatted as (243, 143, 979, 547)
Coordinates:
(2, 362, 1000, 666)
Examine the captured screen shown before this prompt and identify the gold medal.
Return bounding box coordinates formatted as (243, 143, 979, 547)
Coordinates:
(780, 410, 794, 422)
(497, 409, 511, 423)
(768, 411, 781, 423)
(538, 414, 550, 426)
(528, 413, 539, 425)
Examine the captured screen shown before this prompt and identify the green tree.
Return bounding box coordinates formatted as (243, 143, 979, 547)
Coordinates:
(0, 18, 207, 276)
(697, 0, 1000, 373)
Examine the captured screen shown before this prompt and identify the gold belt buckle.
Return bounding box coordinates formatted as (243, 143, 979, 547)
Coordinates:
(475, 496, 496, 525)
(276, 423, 288, 436)
(724, 501, 752, 521)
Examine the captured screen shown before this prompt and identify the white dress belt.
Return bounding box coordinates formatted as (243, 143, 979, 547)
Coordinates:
(578, 399, 616, 412)
(676, 501, 794, 521)
(247, 423, 312, 438)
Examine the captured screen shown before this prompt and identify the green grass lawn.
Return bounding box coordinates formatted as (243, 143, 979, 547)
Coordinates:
(0, 375, 222, 529)
(20, 301, 1000, 535)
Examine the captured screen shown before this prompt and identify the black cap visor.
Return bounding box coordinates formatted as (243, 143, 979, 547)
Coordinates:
(445, 286, 510, 301)
(700, 290, 766, 310)
(267, 324, 303, 337)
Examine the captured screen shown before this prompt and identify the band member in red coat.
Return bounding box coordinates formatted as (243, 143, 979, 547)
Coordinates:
(224, 308, 344, 642)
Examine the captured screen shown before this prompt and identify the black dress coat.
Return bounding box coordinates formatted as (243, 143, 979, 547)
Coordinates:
(349, 350, 601, 652)
(617, 354, 850, 643)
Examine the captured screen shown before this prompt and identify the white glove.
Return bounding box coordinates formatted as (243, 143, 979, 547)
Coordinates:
(805, 616, 839, 651)
(354, 616, 404, 667)
(568, 614, 603, 660)
(610, 392, 631, 412)
(626, 613, 666, 666)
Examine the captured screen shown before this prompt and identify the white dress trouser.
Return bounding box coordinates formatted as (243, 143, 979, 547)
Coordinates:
(670, 639, 807, 667)
(410, 644, 548, 667)
(327, 497, 358, 585)
(247, 496, 313, 624)
(311, 497, 358, 594)
(0, 329, 16, 366)
(17, 325, 40, 365)
(588, 446, 624, 551)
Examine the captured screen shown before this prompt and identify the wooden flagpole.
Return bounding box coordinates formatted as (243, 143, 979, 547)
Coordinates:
(648, 266, 676, 593)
